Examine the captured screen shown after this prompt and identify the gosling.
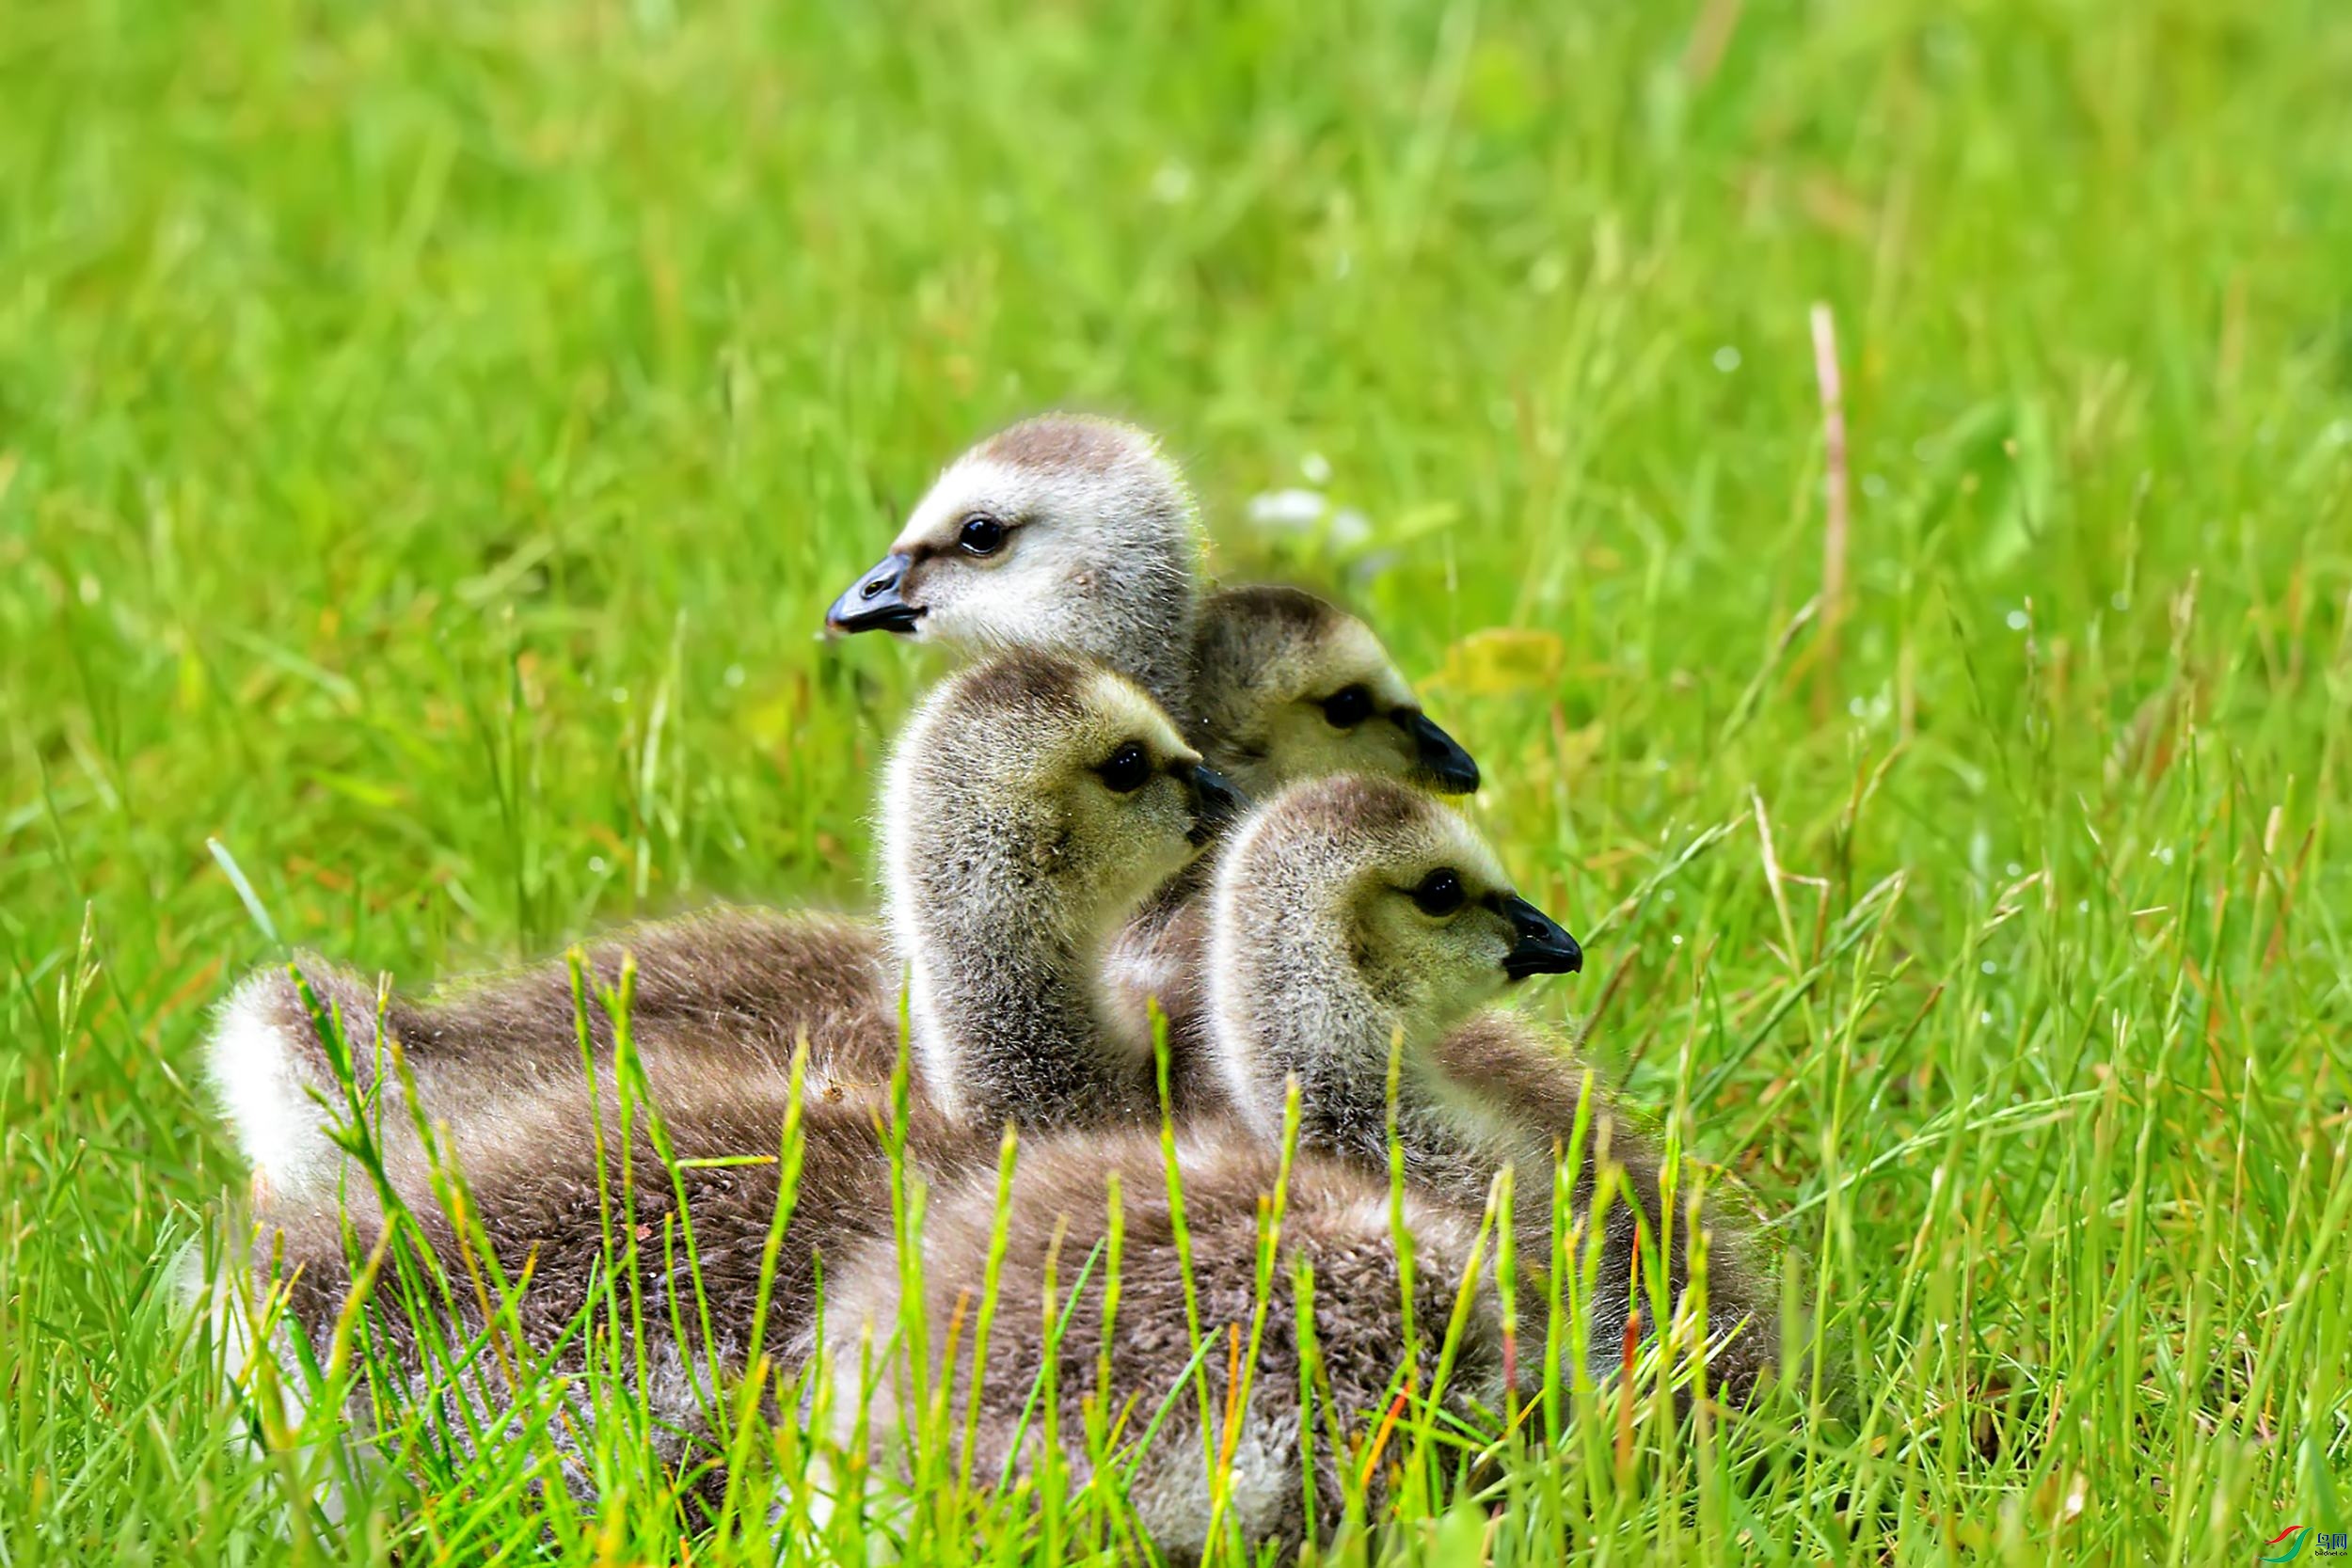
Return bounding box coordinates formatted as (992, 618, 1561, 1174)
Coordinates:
(208, 655, 1233, 1503)
(825, 776, 1773, 1560)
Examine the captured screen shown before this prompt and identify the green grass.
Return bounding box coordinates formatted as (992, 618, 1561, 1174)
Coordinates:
(4, 0, 2350, 1560)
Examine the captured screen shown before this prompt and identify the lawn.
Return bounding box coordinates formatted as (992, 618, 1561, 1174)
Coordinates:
(3, 0, 2349, 1560)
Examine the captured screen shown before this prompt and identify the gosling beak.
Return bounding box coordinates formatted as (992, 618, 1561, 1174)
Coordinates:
(1496, 894, 1581, 979)
(1184, 764, 1246, 847)
(1397, 710, 1481, 794)
(825, 552, 924, 636)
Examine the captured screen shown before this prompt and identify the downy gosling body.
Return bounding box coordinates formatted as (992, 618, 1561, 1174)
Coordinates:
(208, 906, 894, 1209)
(825, 776, 1773, 1560)
(209, 656, 1234, 1503)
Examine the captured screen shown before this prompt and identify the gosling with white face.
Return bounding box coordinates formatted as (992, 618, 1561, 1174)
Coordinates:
(828, 416, 1201, 722)
(829, 418, 1479, 797)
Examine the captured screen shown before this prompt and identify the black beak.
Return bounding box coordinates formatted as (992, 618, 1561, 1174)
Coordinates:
(825, 552, 924, 635)
(1184, 764, 1246, 847)
(1496, 894, 1581, 979)
(1397, 710, 1480, 794)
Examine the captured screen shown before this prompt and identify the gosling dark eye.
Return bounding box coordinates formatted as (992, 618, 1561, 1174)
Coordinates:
(1410, 868, 1467, 917)
(957, 514, 1008, 557)
(1321, 685, 1375, 728)
(1099, 741, 1152, 794)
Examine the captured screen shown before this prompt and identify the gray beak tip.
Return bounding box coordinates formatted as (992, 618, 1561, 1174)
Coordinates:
(826, 553, 925, 636)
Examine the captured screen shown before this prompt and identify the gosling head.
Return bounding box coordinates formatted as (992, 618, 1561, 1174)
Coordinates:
(1191, 585, 1481, 799)
(828, 416, 1203, 720)
(1207, 774, 1579, 1139)
(882, 653, 1243, 1123)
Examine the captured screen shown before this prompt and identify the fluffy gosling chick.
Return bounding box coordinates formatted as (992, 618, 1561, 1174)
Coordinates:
(820, 779, 1561, 1555)
(208, 656, 1229, 1507)
(207, 654, 1232, 1213)
(827, 777, 1771, 1560)
(829, 415, 1200, 721)
(880, 653, 1239, 1127)
(828, 416, 1478, 798)
(1206, 776, 1773, 1386)
(1190, 583, 1478, 798)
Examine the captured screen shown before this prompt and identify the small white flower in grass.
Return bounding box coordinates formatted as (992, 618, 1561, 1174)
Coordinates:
(2157, 846, 2175, 865)
(1247, 487, 1373, 549)
(2077, 900, 2090, 913)
(2006, 609, 2029, 631)
(1301, 451, 1332, 485)
(1981, 960, 1996, 974)
(1671, 934, 1683, 946)
(723, 664, 746, 689)
(2006, 862, 2023, 877)
(589, 856, 609, 875)
(1979, 1010, 1993, 1024)
(1661, 890, 1676, 904)
(1149, 160, 1195, 204)
(1248, 488, 1327, 529)
(1711, 345, 1741, 373)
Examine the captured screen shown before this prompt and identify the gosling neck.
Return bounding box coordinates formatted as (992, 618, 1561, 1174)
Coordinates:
(1208, 892, 1531, 1218)
(1096, 570, 1197, 736)
(891, 833, 1152, 1131)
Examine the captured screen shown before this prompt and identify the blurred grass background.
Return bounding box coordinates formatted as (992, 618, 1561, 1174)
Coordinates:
(2, 0, 2348, 1560)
